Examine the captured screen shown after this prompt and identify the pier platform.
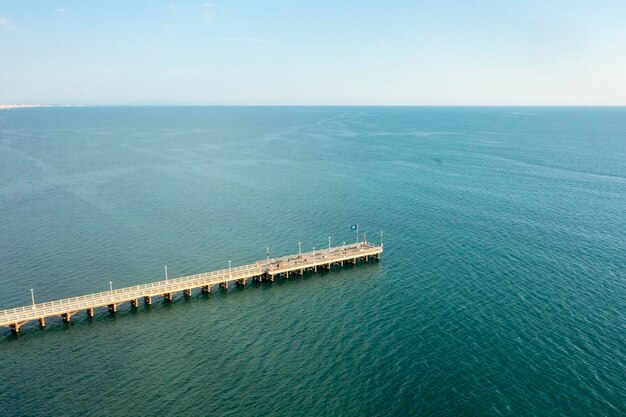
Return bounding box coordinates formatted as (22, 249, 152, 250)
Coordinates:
(1, 241, 383, 334)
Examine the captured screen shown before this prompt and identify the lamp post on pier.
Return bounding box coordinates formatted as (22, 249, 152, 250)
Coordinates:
(30, 288, 35, 309)
(298, 241, 301, 255)
(328, 236, 331, 252)
(229, 260, 232, 280)
(164, 265, 168, 284)
(109, 281, 113, 298)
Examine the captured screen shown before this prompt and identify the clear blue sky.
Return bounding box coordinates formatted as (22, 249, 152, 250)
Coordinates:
(1, 0, 625, 105)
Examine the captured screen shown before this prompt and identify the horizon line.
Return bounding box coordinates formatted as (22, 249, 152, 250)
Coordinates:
(2, 103, 626, 108)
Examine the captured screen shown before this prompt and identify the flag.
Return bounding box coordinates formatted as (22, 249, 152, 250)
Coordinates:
(351, 224, 357, 230)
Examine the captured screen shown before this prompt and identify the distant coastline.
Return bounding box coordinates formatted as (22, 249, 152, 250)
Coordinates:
(0, 104, 84, 110)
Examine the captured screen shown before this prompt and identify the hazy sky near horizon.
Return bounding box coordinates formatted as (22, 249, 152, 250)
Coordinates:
(1, 0, 626, 105)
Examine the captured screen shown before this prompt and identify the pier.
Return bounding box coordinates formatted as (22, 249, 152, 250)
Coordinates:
(1, 241, 383, 334)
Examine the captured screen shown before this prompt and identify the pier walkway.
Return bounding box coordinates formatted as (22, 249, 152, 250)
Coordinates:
(1, 241, 383, 334)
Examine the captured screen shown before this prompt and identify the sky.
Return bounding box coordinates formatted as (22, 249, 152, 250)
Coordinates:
(1, 0, 626, 105)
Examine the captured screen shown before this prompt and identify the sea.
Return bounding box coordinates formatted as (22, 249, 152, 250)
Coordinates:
(0, 107, 624, 416)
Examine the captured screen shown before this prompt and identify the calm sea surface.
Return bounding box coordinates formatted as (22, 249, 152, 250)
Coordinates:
(0, 107, 624, 416)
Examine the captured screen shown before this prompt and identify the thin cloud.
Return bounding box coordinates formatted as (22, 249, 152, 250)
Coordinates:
(0, 17, 17, 31)
(213, 36, 270, 43)
(56, 8, 67, 14)
(201, 3, 212, 23)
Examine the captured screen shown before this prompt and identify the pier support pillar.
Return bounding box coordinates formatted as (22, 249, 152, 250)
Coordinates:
(236, 279, 245, 287)
(62, 312, 73, 323)
(340, 260, 344, 267)
(131, 299, 139, 308)
(39, 317, 46, 328)
(314, 265, 317, 272)
(269, 274, 274, 282)
(201, 285, 211, 294)
(87, 308, 94, 318)
(220, 282, 228, 291)
(10, 323, 21, 334)
(164, 293, 174, 302)
(144, 296, 153, 305)
(184, 289, 192, 297)
(108, 303, 117, 313)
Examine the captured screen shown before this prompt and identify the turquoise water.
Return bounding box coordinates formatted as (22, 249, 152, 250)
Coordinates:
(0, 107, 624, 416)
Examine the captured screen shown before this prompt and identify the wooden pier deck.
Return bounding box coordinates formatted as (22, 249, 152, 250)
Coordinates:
(1, 241, 383, 334)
